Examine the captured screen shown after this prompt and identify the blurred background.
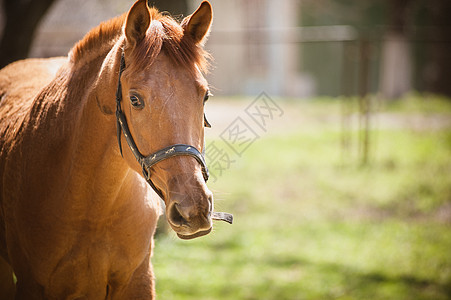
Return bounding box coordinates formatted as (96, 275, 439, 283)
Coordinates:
(1, 0, 450, 299)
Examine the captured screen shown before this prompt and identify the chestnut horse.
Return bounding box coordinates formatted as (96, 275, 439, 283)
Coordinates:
(0, 0, 214, 298)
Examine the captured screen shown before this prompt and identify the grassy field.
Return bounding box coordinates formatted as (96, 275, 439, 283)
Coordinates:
(153, 95, 451, 300)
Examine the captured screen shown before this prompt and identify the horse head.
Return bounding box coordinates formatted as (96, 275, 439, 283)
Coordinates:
(117, 0, 214, 239)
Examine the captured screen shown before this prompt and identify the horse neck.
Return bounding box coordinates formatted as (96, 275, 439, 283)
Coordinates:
(62, 45, 130, 207)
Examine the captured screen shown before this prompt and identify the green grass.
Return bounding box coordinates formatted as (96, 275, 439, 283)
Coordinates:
(153, 96, 451, 300)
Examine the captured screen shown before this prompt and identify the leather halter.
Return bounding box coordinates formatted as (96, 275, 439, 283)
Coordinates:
(115, 52, 209, 199)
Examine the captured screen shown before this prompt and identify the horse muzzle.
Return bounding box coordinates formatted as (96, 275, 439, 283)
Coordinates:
(165, 186, 213, 239)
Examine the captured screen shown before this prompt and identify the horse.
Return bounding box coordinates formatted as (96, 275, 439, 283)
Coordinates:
(0, 0, 215, 298)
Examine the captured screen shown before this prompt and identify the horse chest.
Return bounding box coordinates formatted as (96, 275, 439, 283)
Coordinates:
(42, 210, 156, 297)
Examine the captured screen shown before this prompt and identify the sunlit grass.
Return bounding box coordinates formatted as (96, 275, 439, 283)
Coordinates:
(153, 96, 451, 300)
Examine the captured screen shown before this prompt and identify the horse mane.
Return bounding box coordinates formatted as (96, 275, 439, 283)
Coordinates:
(69, 14, 126, 64)
(69, 7, 210, 74)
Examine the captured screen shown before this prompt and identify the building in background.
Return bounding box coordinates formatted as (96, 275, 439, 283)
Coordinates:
(29, 0, 130, 58)
(7, 0, 310, 98)
(199, 0, 313, 97)
(1, 0, 450, 98)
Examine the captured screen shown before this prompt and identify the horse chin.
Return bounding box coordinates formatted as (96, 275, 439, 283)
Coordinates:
(176, 228, 212, 240)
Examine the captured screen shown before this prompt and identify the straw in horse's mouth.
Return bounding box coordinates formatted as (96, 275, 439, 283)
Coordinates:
(212, 212, 233, 224)
(176, 212, 233, 240)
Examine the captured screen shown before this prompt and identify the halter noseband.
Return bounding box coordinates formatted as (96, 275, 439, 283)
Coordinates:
(115, 52, 209, 199)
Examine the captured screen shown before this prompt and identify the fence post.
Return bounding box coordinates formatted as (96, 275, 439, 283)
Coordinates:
(358, 38, 372, 166)
(340, 40, 356, 164)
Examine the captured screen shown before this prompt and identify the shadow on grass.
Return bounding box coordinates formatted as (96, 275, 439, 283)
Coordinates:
(266, 255, 451, 299)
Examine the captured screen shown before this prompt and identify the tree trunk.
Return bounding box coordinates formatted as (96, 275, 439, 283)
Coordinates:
(424, 0, 451, 97)
(379, 0, 413, 99)
(0, 0, 56, 68)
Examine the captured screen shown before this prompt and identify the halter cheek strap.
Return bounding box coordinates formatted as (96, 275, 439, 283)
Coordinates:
(116, 52, 127, 157)
(115, 52, 209, 199)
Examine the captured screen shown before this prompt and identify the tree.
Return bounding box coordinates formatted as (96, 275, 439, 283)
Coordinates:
(422, 0, 451, 97)
(0, 0, 188, 69)
(379, 0, 414, 99)
(381, 0, 451, 98)
(0, 0, 56, 68)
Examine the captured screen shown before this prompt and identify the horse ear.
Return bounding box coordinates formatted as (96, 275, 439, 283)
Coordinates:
(182, 1, 213, 45)
(124, 0, 150, 46)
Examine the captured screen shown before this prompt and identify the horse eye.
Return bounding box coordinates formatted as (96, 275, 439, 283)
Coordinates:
(130, 94, 144, 109)
(204, 91, 212, 103)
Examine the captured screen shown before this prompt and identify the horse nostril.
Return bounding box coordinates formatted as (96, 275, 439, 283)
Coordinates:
(169, 204, 187, 226)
